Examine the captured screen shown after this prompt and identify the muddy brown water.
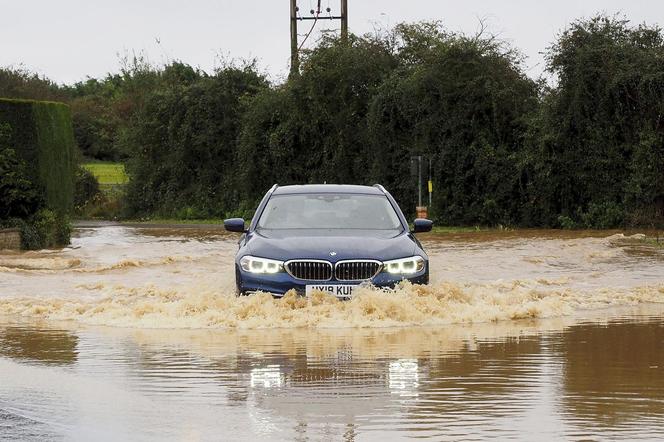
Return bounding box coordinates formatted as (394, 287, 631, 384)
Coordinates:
(1, 225, 663, 440)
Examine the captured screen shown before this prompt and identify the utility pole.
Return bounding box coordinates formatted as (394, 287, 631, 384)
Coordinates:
(341, 0, 348, 43)
(290, 0, 299, 76)
(289, 0, 349, 76)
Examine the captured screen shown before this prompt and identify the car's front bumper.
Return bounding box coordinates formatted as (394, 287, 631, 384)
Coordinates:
(237, 266, 429, 297)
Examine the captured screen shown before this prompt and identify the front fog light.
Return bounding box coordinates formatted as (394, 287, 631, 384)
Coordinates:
(240, 256, 284, 274)
(383, 256, 425, 275)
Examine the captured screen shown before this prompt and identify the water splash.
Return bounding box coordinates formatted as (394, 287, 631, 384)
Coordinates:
(1, 280, 663, 329)
(1, 227, 662, 329)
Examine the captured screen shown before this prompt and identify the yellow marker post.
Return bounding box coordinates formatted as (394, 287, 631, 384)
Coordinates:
(427, 180, 432, 209)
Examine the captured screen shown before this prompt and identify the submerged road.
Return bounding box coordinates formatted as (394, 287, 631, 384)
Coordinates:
(0, 226, 663, 440)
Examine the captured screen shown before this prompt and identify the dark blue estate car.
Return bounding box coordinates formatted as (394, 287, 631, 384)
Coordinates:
(224, 184, 433, 298)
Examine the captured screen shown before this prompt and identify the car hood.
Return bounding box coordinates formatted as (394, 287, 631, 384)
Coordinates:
(245, 228, 419, 262)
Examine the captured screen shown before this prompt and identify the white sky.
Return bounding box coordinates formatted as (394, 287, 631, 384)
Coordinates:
(1, 0, 660, 84)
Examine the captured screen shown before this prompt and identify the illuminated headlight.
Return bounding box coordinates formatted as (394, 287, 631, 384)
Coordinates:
(383, 256, 425, 275)
(240, 256, 284, 274)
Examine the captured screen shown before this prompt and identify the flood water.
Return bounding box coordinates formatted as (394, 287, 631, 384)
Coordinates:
(1, 225, 663, 440)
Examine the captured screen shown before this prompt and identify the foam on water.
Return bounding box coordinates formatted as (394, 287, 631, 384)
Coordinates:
(0, 255, 191, 273)
(1, 226, 663, 329)
(1, 280, 663, 329)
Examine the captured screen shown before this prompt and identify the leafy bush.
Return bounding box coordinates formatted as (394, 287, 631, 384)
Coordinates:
(237, 27, 536, 224)
(580, 202, 625, 229)
(557, 215, 577, 230)
(123, 64, 268, 217)
(371, 27, 536, 224)
(174, 206, 206, 220)
(74, 166, 101, 208)
(556, 203, 626, 230)
(119, 19, 664, 227)
(0, 66, 67, 102)
(71, 97, 119, 161)
(19, 209, 71, 250)
(524, 16, 664, 227)
(237, 34, 396, 208)
(77, 194, 123, 220)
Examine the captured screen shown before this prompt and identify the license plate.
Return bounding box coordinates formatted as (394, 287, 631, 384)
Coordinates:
(305, 284, 356, 298)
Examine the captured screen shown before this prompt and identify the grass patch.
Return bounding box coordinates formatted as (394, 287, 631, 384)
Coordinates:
(643, 235, 664, 248)
(77, 162, 128, 220)
(82, 162, 128, 185)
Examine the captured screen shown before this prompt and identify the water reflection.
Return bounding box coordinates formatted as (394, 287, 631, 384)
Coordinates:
(388, 359, 419, 397)
(1, 311, 663, 440)
(250, 365, 284, 389)
(0, 326, 78, 365)
(559, 319, 664, 432)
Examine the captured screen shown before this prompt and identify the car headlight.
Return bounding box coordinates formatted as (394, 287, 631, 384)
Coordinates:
(383, 256, 425, 274)
(240, 256, 284, 274)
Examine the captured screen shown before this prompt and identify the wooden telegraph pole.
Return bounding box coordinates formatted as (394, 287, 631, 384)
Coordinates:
(290, 0, 299, 77)
(289, 0, 348, 76)
(340, 0, 348, 43)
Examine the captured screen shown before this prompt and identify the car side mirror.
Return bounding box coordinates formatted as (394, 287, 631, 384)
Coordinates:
(413, 218, 433, 233)
(224, 218, 247, 233)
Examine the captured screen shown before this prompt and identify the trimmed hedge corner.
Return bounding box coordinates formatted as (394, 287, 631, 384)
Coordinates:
(0, 98, 76, 214)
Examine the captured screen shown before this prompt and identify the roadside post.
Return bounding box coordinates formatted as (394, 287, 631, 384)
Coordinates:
(428, 157, 432, 214)
(412, 155, 428, 219)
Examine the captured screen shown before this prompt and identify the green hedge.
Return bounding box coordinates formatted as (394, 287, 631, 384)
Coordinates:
(0, 98, 76, 214)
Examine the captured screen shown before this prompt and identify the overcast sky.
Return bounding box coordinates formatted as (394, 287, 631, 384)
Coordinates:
(1, 0, 660, 84)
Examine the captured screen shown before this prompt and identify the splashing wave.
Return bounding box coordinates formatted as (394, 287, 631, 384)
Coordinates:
(1, 281, 663, 329)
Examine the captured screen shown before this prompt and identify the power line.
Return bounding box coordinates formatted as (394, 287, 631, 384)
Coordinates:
(298, 5, 320, 51)
(290, 0, 348, 77)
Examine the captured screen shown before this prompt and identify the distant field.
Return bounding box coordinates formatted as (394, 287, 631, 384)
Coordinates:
(82, 162, 129, 185)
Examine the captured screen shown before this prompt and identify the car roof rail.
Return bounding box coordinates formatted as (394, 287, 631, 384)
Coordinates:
(268, 184, 279, 194)
(373, 184, 387, 194)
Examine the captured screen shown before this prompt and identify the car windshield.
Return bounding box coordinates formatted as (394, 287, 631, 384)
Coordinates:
(257, 193, 403, 230)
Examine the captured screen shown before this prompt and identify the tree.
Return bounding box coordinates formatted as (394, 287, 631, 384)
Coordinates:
(368, 24, 538, 223)
(237, 34, 397, 206)
(123, 64, 267, 217)
(527, 16, 664, 227)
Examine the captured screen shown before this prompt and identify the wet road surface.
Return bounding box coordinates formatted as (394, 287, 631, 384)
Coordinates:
(0, 226, 663, 440)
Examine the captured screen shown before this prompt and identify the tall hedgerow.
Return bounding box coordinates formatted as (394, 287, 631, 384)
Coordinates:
(0, 99, 76, 247)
